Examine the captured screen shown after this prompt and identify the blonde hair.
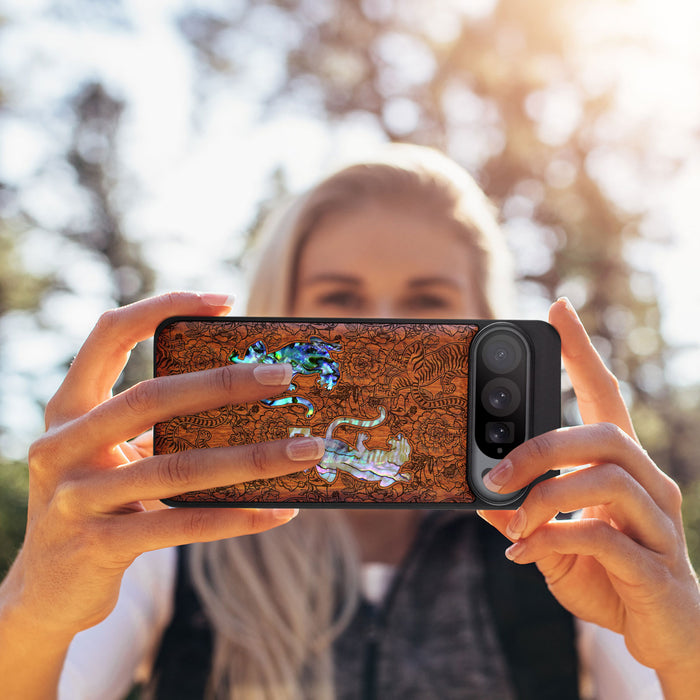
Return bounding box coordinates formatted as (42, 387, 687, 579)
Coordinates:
(246, 143, 514, 317)
(189, 512, 359, 700)
(188, 144, 514, 699)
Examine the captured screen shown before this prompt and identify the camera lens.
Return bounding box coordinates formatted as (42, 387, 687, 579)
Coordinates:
(486, 421, 514, 444)
(481, 378, 521, 417)
(489, 387, 510, 411)
(482, 334, 523, 374)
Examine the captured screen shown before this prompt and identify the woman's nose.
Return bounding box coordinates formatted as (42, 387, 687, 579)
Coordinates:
(365, 300, 398, 318)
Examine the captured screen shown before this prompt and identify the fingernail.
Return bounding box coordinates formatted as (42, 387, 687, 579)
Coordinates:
(506, 509, 527, 540)
(199, 293, 236, 310)
(557, 296, 578, 319)
(483, 460, 512, 493)
(505, 541, 527, 561)
(286, 436, 325, 461)
(273, 508, 299, 521)
(254, 363, 293, 386)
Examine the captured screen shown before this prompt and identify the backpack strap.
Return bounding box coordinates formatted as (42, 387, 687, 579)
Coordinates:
(476, 515, 580, 700)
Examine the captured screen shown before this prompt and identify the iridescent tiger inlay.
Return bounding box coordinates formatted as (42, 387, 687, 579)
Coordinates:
(291, 408, 412, 487)
(229, 337, 341, 416)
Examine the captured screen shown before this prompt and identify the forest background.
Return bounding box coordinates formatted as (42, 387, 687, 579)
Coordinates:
(1, 0, 700, 574)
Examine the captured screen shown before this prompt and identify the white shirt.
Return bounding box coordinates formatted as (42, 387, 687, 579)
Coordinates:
(59, 548, 663, 700)
(59, 548, 176, 700)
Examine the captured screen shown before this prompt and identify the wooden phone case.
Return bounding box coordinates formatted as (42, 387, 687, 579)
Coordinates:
(153, 317, 559, 508)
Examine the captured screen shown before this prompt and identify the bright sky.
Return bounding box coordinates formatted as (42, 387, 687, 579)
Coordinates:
(1, 0, 699, 456)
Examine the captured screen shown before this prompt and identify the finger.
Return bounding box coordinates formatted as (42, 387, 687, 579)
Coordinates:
(483, 423, 681, 515)
(127, 430, 153, 459)
(47, 292, 235, 424)
(503, 518, 663, 588)
(476, 509, 516, 540)
(85, 436, 326, 508)
(548, 298, 636, 439)
(119, 431, 152, 462)
(69, 362, 294, 454)
(503, 464, 676, 554)
(120, 441, 144, 462)
(109, 506, 301, 558)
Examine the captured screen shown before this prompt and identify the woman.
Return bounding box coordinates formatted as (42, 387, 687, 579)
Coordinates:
(0, 145, 698, 699)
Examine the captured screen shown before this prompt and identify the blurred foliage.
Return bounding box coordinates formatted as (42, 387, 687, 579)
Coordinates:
(63, 81, 157, 391)
(0, 221, 54, 316)
(682, 478, 700, 572)
(0, 459, 28, 577)
(0, 17, 156, 569)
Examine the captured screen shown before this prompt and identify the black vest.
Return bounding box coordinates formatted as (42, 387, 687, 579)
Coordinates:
(148, 514, 579, 699)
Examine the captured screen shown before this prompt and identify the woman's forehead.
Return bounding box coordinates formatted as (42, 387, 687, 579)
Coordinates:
(298, 204, 472, 273)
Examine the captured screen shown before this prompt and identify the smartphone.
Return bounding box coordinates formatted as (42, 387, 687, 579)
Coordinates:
(153, 317, 560, 509)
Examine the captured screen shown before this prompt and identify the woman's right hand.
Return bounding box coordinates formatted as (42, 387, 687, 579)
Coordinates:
(1, 292, 324, 642)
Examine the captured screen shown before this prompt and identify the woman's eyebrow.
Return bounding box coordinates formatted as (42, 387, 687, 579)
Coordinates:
(407, 277, 462, 289)
(302, 273, 361, 286)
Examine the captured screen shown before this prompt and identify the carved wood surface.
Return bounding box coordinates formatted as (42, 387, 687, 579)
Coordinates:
(154, 319, 478, 504)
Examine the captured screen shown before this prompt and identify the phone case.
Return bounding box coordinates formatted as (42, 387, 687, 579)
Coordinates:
(153, 317, 560, 508)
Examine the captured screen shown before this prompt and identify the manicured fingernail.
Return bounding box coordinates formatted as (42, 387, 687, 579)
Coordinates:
(199, 293, 236, 309)
(273, 508, 299, 521)
(505, 541, 527, 561)
(254, 363, 293, 386)
(483, 460, 512, 493)
(557, 296, 578, 319)
(286, 436, 325, 461)
(506, 509, 527, 540)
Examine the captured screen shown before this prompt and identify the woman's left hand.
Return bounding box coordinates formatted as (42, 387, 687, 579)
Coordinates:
(478, 298, 700, 696)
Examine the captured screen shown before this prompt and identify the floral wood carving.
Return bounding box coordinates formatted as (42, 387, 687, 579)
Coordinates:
(154, 319, 478, 505)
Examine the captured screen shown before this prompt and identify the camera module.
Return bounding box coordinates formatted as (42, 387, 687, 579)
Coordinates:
(468, 320, 559, 507)
(470, 323, 531, 464)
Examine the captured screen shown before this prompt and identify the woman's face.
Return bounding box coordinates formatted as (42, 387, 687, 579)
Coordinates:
(293, 202, 484, 319)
